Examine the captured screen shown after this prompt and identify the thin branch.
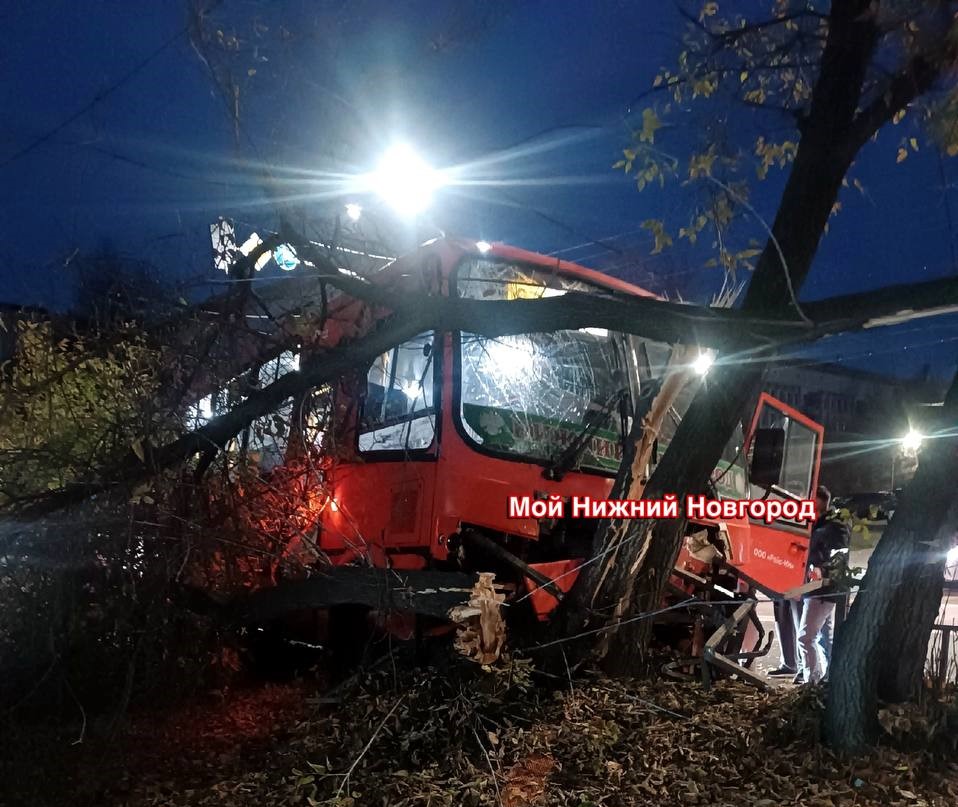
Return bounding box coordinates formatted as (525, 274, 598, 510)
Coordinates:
(704, 174, 812, 324)
(849, 50, 951, 156)
(472, 725, 504, 807)
(334, 693, 407, 799)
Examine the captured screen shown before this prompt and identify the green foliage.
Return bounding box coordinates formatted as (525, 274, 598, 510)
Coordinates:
(615, 1, 958, 278)
(0, 319, 163, 504)
(0, 314, 264, 718)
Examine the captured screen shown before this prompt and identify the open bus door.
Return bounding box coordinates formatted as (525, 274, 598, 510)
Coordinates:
(737, 393, 825, 597)
(690, 393, 824, 685)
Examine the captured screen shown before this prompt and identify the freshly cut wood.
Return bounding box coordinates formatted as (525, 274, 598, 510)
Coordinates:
(450, 572, 507, 665)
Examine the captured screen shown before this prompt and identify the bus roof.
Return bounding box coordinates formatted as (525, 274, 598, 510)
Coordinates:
(381, 236, 660, 301)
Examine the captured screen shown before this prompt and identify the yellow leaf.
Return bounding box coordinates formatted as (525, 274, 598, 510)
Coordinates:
(896, 147, 908, 163)
(909, 137, 919, 151)
(893, 108, 905, 124)
(689, 148, 717, 178)
(639, 108, 662, 144)
(691, 74, 718, 98)
(641, 219, 672, 254)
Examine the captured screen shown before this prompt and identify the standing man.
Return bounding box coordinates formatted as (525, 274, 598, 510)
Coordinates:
(770, 597, 800, 677)
(797, 485, 851, 684)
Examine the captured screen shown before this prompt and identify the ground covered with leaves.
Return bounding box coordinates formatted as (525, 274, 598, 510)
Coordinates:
(6, 659, 958, 807)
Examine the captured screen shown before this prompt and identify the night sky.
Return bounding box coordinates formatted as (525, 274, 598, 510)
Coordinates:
(3, 1, 957, 379)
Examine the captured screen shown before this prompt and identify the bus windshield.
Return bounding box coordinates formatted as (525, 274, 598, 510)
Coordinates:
(452, 257, 748, 487)
(455, 258, 634, 473)
(459, 330, 630, 472)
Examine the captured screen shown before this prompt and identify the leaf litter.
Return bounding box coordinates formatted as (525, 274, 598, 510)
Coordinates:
(28, 660, 958, 807)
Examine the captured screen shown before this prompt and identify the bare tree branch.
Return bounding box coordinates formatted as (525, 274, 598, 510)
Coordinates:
(849, 48, 956, 156)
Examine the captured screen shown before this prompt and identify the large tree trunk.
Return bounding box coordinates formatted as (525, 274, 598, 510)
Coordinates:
(594, 363, 763, 674)
(876, 502, 958, 702)
(553, 1, 880, 674)
(826, 375, 958, 752)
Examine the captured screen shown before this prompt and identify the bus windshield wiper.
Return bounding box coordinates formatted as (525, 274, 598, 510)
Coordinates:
(542, 388, 629, 481)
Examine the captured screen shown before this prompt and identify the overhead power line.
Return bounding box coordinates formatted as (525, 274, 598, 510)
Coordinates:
(0, 0, 224, 171)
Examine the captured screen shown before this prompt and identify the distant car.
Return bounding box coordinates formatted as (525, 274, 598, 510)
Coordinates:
(833, 491, 898, 521)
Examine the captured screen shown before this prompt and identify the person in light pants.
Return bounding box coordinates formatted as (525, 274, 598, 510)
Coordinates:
(798, 594, 834, 683)
(797, 485, 850, 684)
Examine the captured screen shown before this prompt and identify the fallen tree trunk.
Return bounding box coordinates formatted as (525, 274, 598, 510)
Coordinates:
(178, 566, 483, 623)
(10, 272, 958, 524)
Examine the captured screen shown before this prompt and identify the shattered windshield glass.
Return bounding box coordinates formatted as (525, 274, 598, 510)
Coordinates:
(455, 258, 633, 473)
(454, 258, 763, 492)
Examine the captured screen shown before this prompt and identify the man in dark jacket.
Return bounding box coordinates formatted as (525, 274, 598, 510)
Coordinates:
(797, 485, 851, 684)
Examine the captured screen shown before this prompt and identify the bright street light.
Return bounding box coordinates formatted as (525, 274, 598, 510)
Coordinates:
(345, 203, 362, 222)
(901, 428, 924, 452)
(476, 240, 492, 253)
(692, 351, 714, 377)
(368, 144, 444, 218)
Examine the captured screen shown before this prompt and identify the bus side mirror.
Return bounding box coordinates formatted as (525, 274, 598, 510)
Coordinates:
(750, 427, 785, 488)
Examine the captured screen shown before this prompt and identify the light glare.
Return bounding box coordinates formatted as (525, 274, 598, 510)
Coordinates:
(902, 429, 924, 452)
(345, 203, 362, 221)
(692, 351, 714, 376)
(487, 338, 535, 377)
(369, 144, 443, 218)
(401, 380, 421, 401)
(476, 240, 492, 253)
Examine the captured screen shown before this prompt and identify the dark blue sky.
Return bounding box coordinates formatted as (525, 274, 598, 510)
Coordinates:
(2, 1, 957, 379)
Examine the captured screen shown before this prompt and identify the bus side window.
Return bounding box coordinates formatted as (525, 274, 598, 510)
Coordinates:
(358, 333, 436, 453)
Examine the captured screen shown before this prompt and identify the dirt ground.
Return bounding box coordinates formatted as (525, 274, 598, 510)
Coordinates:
(3, 657, 958, 807)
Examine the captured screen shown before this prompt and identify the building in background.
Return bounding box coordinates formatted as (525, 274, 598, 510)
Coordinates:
(766, 361, 943, 494)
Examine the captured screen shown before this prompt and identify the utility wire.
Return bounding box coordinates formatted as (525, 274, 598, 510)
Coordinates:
(0, 1, 223, 171)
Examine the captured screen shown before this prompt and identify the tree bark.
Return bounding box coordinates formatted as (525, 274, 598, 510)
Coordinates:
(178, 566, 482, 623)
(826, 374, 958, 752)
(555, 0, 882, 674)
(877, 502, 958, 702)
